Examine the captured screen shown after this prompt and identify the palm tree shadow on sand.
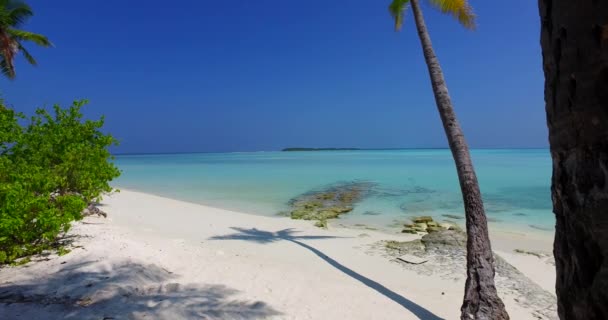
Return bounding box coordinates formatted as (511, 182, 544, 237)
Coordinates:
(210, 227, 443, 320)
(0, 261, 281, 319)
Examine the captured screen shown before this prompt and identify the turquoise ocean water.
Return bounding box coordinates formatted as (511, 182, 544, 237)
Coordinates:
(114, 149, 554, 233)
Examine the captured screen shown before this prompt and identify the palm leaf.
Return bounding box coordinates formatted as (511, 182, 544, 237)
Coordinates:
(0, 56, 15, 79)
(6, 0, 33, 27)
(8, 28, 52, 47)
(17, 42, 35, 65)
(388, 0, 410, 31)
(428, 0, 476, 29)
(0, 1, 49, 79)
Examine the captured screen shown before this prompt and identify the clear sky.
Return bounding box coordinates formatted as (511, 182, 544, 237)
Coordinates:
(1, 0, 546, 153)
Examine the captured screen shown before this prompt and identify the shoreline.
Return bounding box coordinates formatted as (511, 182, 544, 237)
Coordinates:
(115, 186, 556, 253)
(0, 189, 557, 319)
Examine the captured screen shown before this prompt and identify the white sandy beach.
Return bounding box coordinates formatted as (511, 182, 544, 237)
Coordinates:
(0, 190, 557, 320)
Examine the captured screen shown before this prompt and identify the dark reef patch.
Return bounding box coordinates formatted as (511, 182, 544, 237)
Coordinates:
(288, 181, 375, 227)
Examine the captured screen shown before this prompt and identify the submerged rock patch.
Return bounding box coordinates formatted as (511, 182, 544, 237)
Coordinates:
(402, 216, 460, 234)
(374, 186, 436, 199)
(288, 181, 374, 227)
(362, 211, 381, 216)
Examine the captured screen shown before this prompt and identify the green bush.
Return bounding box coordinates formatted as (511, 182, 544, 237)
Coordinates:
(0, 100, 120, 264)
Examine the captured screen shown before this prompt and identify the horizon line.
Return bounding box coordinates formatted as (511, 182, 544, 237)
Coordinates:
(113, 147, 550, 156)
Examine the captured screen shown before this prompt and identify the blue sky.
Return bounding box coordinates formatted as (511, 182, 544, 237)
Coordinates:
(1, 0, 545, 153)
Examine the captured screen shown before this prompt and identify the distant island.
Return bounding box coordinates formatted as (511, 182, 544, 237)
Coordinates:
(282, 147, 361, 152)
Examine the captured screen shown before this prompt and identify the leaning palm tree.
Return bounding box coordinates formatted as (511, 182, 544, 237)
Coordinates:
(388, 0, 509, 319)
(0, 0, 51, 79)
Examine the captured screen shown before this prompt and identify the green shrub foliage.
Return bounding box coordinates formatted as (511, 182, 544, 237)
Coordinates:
(0, 100, 120, 264)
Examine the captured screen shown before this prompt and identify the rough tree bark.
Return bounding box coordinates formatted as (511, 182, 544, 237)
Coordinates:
(409, 0, 509, 319)
(539, 0, 608, 318)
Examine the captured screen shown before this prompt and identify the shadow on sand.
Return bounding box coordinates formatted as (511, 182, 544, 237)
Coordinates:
(0, 261, 281, 319)
(210, 227, 443, 320)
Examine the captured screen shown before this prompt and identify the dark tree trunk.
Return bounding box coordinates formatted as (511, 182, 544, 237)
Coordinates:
(0, 30, 16, 79)
(409, 0, 509, 319)
(539, 0, 608, 319)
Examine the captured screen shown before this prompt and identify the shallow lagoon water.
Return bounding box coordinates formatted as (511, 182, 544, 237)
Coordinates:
(114, 149, 554, 233)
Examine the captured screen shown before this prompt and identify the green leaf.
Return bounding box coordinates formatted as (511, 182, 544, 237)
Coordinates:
(17, 42, 35, 65)
(388, 0, 410, 31)
(8, 29, 52, 47)
(0, 99, 120, 265)
(428, 0, 476, 29)
(0, 1, 52, 79)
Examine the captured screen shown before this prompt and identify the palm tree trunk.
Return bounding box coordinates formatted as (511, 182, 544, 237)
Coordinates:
(539, 0, 608, 319)
(0, 30, 16, 79)
(408, 0, 509, 319)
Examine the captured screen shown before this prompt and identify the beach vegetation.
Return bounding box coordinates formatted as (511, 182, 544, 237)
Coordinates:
(0, 100, 120, 264)
(0, 0, 52, 79)
(388, 0, 509, 318)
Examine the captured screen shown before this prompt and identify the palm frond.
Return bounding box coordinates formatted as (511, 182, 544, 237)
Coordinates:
(0, 56, 15, 79)
(0, 1, 48, 79)
(8, 28, 52, 47)
(17, 42, 35, 65)
(388, 0, 410, 31)
(428, 0, 476, 29)
(6, 0, 33, 27)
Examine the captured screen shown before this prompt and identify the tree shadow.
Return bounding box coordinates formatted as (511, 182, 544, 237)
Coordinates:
(210, 228, 443, 320)
(0, 261, 281, 319)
